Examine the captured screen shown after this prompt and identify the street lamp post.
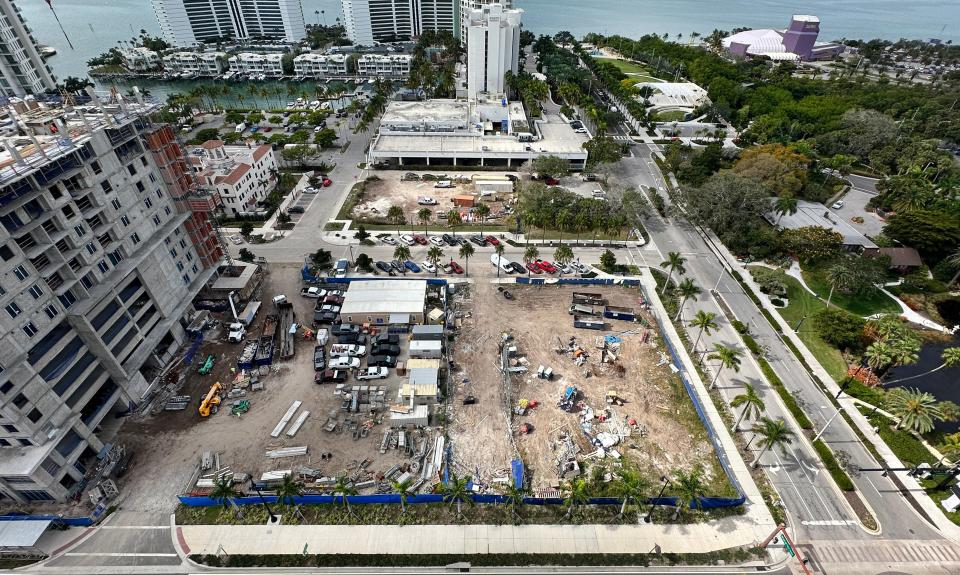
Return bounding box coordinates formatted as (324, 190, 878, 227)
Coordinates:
(645, 476, 670, 523)
(253, 486, 278, 522)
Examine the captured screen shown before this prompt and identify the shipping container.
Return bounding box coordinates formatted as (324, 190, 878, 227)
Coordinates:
(411, 324, 444, 341)
(603, 305, 637, 321)
(573, 315, 605, 330)
(409, 339, 443, 359)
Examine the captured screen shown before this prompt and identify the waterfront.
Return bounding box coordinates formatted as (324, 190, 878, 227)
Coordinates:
(887, 337, 960, 434)
(104, 77, 369, 108)
(20, 0, 960, 86)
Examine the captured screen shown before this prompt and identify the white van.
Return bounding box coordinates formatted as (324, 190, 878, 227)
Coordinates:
(235, 122, 247, 133)
(490, 253, 513, 274)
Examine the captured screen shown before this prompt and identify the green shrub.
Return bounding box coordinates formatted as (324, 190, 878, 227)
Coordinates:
(813, 308, 866, 351)
(741, 333, 762, 356)
(842, 377, 884, 405)
(731, 319, 749, 334)
(749, 267, 788, 297)
(812, 440, 855, 491)
(869, 413, 936, 465)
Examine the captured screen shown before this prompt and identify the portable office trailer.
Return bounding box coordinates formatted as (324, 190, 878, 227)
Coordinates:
(390, 404, 429, 427)
(409, 339, 443, 359)
(573, 315, 605, 330)
(411, 324, 444, 341)
(603, 305, 637, 321)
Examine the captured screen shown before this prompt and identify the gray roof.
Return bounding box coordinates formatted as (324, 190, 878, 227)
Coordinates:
(0, 520, 50, 548)
(412, 325, 443, 335)
(409, 367, 439, 386)
(766, 200, 878, 250)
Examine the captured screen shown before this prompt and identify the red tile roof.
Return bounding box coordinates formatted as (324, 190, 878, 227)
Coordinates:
(221, 163, 251, 186)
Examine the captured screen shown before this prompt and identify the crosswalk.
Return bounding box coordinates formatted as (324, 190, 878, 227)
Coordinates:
(800, 540, 960, 573)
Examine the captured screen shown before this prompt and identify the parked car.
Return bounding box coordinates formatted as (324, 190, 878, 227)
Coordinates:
(559, 263, 573, 274)
(356, 367, 389, 381)
(337, 332, 366, 345)
(374, 333, 399, 345)
(390, 260, 405, 273)
(832, 200, 845, 209)
(313, 346, 326, 371)
(315, 369, 347, 384)
(375, 261, 392, 272)
(509, 262, 525, 274)
(227, 323, 246, 343)
(484, 235, 500, 246)
(469, 235, 487, 246)
(525, 261, 542, 274)
(367, 355, 397, 368)
(379, 235, 398, 246)
(413, 234, 429, 245)
(418, 196, 439, 205)
(545, 177, 560, 186)
(323, 295, 344, 305)
(371, 343, 401, 356)
(288, 206, 305, 214)
(321, 177, 332, 187)
(449, 261, 464, 274)
(400, 234, 416, 246)
(332, 323, 360, 336)
(537, 259, 558, 273)
(329, 356, 361, 369)
(441, 233, 457, 246)
(429, 236, 445, 247)
(421, 260, 437, 273)
(404, 260, 421, 273)
(315, 310, 338, 323)
(300, 287, 324, 298)
(433, 181, 454, 189)
(330, 344, 366, 357)
(402, 172, 420, 181)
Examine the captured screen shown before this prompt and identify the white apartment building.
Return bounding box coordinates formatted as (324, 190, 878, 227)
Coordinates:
(0, 0, 56, 97)
(119, 48, 162, 72)
(466, 3, 520, 99)
(0, 95, 223, 503)
(227, 52, 285, 77)
(293, 53, 348, 77)
(358, 54, 412, 77)
(151, 0, 307, 47)
(458, 0, 510, 41)
(162, 52, 229, 76)
(188, 141, 277, 216)
(339, 0, 456, 45)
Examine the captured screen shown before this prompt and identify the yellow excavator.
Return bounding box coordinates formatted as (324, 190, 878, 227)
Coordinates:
(199, 382, 222, 417)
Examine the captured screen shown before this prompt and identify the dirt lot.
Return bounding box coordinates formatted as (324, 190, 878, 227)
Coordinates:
(114, 263, 414, 514)
(449, 283, 721, 493)
(351, 170, 516, 227)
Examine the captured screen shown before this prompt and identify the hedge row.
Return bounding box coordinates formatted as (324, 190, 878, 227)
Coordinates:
(741, 333, 763, 356)
(869, 413, 937, 466)
(755, 357, 813, 430)
(812, 439, 856, 491)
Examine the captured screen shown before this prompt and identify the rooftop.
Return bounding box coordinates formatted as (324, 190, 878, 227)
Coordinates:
(381, 100, 471, 126)
(340, 279, 428, 316)
(211, 263, 260, 291)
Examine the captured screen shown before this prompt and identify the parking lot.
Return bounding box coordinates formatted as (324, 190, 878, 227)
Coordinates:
(832, 188, 886, 238)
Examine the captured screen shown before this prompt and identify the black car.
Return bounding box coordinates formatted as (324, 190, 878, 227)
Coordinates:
(442, 233, 457, 246)
(332, 323, 360, 336)
(315, 369, 347, 384)
(509, 261, 525, 274)
(371, 344, 401, 356)
(313, 345, 326, 371)
(288, 206, 305, 214)
(338, 332, 367, 345)
(375, 261, 392, 272)
(374, 333, 399, 345)
(390, 260, 405, 273)
(316, 310, 338, 323)
(368, 354, 397, 368)
(469, 235, 487, 246)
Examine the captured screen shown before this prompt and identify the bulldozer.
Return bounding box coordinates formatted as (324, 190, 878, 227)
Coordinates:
(199, 383, 223, 417)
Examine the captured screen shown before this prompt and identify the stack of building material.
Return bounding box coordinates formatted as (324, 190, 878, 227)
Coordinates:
(271, 400, 303, 437)
(286, 411, 310, 437)
(265, 446, 308, 458)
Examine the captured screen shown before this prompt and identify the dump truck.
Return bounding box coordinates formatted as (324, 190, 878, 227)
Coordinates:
(227, 323, 247, 342)
(255, 314, 278, 366)
(199, 382, 222, 417)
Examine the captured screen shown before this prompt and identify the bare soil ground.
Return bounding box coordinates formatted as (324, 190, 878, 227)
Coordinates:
(351, 170, 515, 227)
(450, 283, 720, 493)
(114, 263, 411, 514)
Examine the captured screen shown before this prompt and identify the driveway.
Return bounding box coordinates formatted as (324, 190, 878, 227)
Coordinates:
(833, 188, 886, 238)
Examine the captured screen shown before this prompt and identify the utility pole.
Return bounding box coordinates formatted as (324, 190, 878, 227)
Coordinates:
(760, 523, 812, 575)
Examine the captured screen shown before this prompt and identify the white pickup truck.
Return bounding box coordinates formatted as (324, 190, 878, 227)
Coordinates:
(301, 287, 324, 298)
(330, 344, 366, 357)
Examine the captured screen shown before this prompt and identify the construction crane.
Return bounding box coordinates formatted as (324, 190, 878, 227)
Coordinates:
(199, 383, 223, 417)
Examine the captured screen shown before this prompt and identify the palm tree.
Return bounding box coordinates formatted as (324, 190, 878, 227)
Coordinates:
(773, 196, 799, 225)
(938, 433, 960, 465)
(387, 205, 405, 237)
(563, 478, 590, 520)
(614, 469, 650, 521)
(886, 387, 945, 434)
(864, 341, 894, 373)
(659, 252, 686, 293)
(689, 310, 718, 353)
(473, 203, 490, 235)
(945, 248, 960, 287)
(459, 243, 474, 276)
(391, 477, 415, 514)
(523, 245, 539, 275)
(707, 344, 742, 389)
(427, 245, 444, 276)
(671, 465, 706, 518)
(209, 475, 237, 509)
(674, 277, 700, 321)
(825, 262, 857, 306)
(275, 474, 303, 507)
(884, 348, 960, 385)
(447, 210, 463, 235)
(554, 244, 574, 276)
(440, 473, 473, 519)
(333, 475, 357, 516)
(499, 484, 528, 522)
(494, 243, 505, 279)
(750, 417, 794, 468)
(393, 245, 411, 274)
(731, 383, 765, 432)
(418, 207, 432, 237)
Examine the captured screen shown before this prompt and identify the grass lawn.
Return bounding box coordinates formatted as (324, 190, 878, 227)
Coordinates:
(595, 57, 656, 76)
(763, 269, 849, 381)
(653, 110, 688, 122)
(801, 265, 901, 317)
(629, 74, 663, 84)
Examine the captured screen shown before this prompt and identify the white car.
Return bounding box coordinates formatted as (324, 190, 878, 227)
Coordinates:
(329, 356, 361, 369)
(355, 367, 389, 381)
(330, 344, 366, 357)
(832, 200, 845, 209)
(429, 236, 445, 247)
(400, 234, 416, 246)
(303, 187, 318, 194)
(421, 261, 437, 273)
(380, 235, 398, 246)
(574, 128, 588, 134)
(230, 235, 243, 245)
(418, 196, 439, 205)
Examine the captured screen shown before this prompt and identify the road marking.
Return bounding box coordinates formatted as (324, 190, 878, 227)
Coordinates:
(801, 519, 858, 526)
(864, 475, 884, 498)
(64, 553, 179, 557)
(99, 525, 170, 530)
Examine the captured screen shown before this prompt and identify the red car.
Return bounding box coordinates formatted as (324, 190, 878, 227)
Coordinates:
(536, 259, 558, 273)
(264, 127, 273, 132)
(413, 234, 429, 245)
(449, 261, 464, 274)
(322, 177, 332, 187)
(484, 235, 500, 246)
(545, 176, 560, 186)
(525, 261, 542, 274)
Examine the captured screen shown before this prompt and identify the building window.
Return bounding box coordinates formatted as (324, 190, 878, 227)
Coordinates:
(111, 198, 121, 210)
(176, 261, 184, 271)
(155, 189, 162, 199)
(182, 274, 190, 285)
(144, 198, 153, 209)
(185, 251, 193, 262)
(43, 304, 59, 319)
(131, 232, 141, 244)
(135, 181, 145, 193)
(0, 245, 13, 261)
(28, 283, 43, 299)
(191, 263, 198, 274)
(13, 265, 29, 281)
(61, 205, 75, 219)
(91, 160, 102, 174)
(12, 394, 27, 408)
(100, 181, 112, 193)
(0, 381, 10, 394)
(97, 261, 109, 274)
(141, 157, 148, 167)
(74, 224, 85, 238)
(127, 164, 136, 176)
(80, 274, 94, 289)
(164, 206, 172, 216)
(108, 250, 123, 265)
(152, 215, 161, 226)
(148, 173, 156, 183)
(169, 248, 177, 258)
(85, 242, 97, 255)
(27, 408, 42, 423)
(120, 215, 130, 227)
(58, 289, 77, 309)
(179, 239, 186, 249)
(2, 425, 16, 433)
(5, 302, 22, 318)
(22, 322, 38, 337)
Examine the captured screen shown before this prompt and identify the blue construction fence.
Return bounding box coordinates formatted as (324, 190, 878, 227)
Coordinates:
(179, 493, 693, 508)
(0, 513, 92, 527)
(515, 277, 641, 287)
(638, 282, 747, 506)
